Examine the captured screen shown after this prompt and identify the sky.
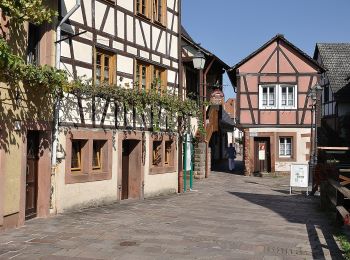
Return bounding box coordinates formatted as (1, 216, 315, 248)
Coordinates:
(182, 0, 350, 100)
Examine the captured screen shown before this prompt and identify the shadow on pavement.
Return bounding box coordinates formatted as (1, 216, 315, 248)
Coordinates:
(228, 191, 343, 259)
(211, 159, 244, 175)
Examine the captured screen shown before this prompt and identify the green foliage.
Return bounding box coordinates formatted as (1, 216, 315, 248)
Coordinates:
(0, 0, 57, 24)
(67, 78, 201, 133)
(0, 1, 202, 135)
(0, 38, 68, 96)
(335, 231, 350, 259)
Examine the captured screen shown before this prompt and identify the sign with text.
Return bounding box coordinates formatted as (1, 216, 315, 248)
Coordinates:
(258, 143, 265, 160)
(290, 164, 309, 188)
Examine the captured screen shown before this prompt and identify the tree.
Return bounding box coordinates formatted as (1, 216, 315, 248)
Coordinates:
(0, 0, 57, 24)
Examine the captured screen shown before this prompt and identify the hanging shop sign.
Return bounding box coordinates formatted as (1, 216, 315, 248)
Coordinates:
(210, 89, 225, 106)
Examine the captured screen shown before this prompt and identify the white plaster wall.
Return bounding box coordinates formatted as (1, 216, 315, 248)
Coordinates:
(127, 15, 134, 42)
(55, 130, 119, 213)
(168, 70, 176, 84)
(95, 1, 107, 30)
(152, 27, 161, 51)
(117, 0, 134, 12)
(76, 67, 92, 78)
(142, 22, 151, 48)
(84, 0, 92, 27)
(72, 41, 92, 64)
(158, 33, 166, 54)
(104, 9, 115, 35)
(118, 55, 134, 74)
(61, 40, 71, 58)
(117, 11, 125, 39)
(62, 0, 84, 24)
(59, 94, 81, 123)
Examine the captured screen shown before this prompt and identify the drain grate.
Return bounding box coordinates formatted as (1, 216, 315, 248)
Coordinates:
(120, 241, 138, 247)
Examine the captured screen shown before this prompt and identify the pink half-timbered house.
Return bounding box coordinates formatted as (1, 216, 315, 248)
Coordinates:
(228, 35, 325, 175)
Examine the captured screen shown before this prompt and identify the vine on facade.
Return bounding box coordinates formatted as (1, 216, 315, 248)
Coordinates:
(0, 1, 204, 135)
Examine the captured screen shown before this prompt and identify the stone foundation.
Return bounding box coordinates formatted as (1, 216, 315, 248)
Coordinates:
(194, 142, 206, 179)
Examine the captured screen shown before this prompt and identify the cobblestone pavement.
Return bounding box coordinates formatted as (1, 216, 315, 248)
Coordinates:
(0, 167, 344, 259)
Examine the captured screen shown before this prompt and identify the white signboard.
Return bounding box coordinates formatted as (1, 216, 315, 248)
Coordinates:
(250, 132, 258, 137)
(290, 164, 309, 188)
(258, 143, 266, 160)
(184, 134, 192, 171)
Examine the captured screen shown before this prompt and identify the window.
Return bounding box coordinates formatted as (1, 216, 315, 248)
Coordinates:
(324, 86, 329, 103)
(136, 0, 166, 25)
(280, 85, 295, 108)
(164, 141, 173, 166)
(66, 131, 112, 184)
(152, 66, 166, 93)
(153, 0, 166, 24)
(152, 141, 162, 166)
(261, 85, 276, 107)
(71, 140, 85, 172)
(135, 62, 150, 90)
(279, 137, 292, 157)
(135, 61, 167, 92)
(149, 136, 177, 174)
(27, 23, 40, 65)
(92, 140, 106, 171)
(136, 0, 149, 17)
(259, 84, 297, 109)
(95, 49, 116, 86)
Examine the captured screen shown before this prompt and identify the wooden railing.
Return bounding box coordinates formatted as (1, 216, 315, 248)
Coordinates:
(319, 147, 350, 226)
(206, 107, 218, 142)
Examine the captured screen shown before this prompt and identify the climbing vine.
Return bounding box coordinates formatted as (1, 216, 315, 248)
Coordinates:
(0, 1, 204, 135)
(0, 0, 57, 24)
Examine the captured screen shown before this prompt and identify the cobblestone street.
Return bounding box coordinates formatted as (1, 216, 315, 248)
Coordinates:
(0, 168, 343, 260)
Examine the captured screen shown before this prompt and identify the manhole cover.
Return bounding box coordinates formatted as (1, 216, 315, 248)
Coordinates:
(120, 241, 138, 247)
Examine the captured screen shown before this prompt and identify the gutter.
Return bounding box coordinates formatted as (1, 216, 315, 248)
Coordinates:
(51, 0, 81, 213)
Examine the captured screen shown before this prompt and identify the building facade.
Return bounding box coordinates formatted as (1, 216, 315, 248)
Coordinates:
(181, 27, 230, 177)
(53, 0, 181, 213)
(314, 43, 350, 146)
(228, 35, 324, 175)
(0, 7, 55, 228)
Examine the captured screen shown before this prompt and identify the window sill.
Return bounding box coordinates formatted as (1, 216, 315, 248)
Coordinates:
(66, 171, 112, 184)
(277, 156, 296, 162)
(149, 165, 176, 175)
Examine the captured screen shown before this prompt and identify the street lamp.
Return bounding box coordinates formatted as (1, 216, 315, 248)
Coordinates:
(308, 84, 322, 191)
(192, 51, 206, 70)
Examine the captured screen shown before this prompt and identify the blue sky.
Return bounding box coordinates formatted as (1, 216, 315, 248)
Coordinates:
(182, 0, 350, 99)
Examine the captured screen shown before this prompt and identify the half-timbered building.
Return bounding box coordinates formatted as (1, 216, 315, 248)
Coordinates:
(314, 43, 350, 146)
(228, 35, 325, 175)
(54, 0, 181, 212)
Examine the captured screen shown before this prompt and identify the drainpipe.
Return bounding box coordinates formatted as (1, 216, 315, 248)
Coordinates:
(203, 57, 215, 178)
(51, 0, 81, 212)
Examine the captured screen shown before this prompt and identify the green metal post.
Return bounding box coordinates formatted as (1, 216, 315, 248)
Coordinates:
(190, 140, 193, 190)
(183, 134, 187, 192)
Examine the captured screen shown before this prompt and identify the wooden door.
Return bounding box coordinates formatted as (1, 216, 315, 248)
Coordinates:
(254, 138, 271, 173)
(121, 140, 141, 200)
(26, 131, 39, 219)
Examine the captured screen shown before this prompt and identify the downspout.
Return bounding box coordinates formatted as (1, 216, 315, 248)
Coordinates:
(51, 0, 81, 213)
(177, 0, 183, 193)
(203, 57, 215, 178)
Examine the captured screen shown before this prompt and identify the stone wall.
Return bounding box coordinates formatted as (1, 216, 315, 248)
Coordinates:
(243, 129, 251, 176)
(194, 142, 206, 179)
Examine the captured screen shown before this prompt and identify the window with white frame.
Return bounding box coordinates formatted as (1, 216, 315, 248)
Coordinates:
(280, 85, 295, 108)
(279, 137, 292, 157)
(260, 85, 276, 108)
(259, 84, 297, 109)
